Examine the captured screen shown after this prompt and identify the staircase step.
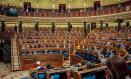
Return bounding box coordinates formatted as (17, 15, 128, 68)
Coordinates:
(0, 63, 11, 76)
(11, 36, 21, 71)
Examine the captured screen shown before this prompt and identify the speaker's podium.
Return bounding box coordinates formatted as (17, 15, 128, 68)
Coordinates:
(21, 54, 64, 70)
(30, 68, 70, 79)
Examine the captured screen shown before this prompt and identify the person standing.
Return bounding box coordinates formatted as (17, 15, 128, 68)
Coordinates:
(14, 25, 17, 33)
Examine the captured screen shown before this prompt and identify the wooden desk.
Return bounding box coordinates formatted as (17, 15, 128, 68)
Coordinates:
(73, 60, 131, 79)
(70, 55, 84, 65)
(78, 66, 107, 75)
(29, 68, 69, 79)
(20, 54, 64, 70)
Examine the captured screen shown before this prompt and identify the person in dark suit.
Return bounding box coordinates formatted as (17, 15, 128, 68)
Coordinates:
(0, 39, 4, 47)
(14, 25, 17, 33)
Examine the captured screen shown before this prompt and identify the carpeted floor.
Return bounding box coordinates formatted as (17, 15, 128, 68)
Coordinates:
(0, 62, 29, 79)
(0, 62, 11, 77)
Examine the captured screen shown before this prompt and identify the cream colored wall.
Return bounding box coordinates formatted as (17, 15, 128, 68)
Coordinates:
(6, 22, 17, 28)
(26, 22, 84, 28)
(2, 0, 128, 9)
(36, 0, 52, 9)
(5, 22, 85, 28)
(70, 0, 83, 8)
(5, 20, 131, 28)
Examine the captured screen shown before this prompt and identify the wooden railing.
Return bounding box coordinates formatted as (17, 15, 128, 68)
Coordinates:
(0, 1, 131, 17)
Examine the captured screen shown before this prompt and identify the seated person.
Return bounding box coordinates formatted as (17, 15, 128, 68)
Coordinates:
(103, 49, 112, 58)
(35, 60, 46, 70)
(120, 43, 126, 50)
(46, 64, 54, 69)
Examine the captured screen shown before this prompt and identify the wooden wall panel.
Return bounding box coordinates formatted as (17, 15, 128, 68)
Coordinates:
(21, 54, 64, 70)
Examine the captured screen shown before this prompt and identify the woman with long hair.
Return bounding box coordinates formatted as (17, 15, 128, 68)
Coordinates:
(106, 56, 131, 79)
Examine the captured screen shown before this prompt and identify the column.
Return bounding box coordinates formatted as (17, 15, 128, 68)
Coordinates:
(52, 0, 55, 17)
(87, 22, 91, 32)
(117, 19, 122, 32)
(100, 21, 103, 31)
(36, 0, 39, 17)
(83, 0, 86, 17)
(67, 0, 71, 17)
